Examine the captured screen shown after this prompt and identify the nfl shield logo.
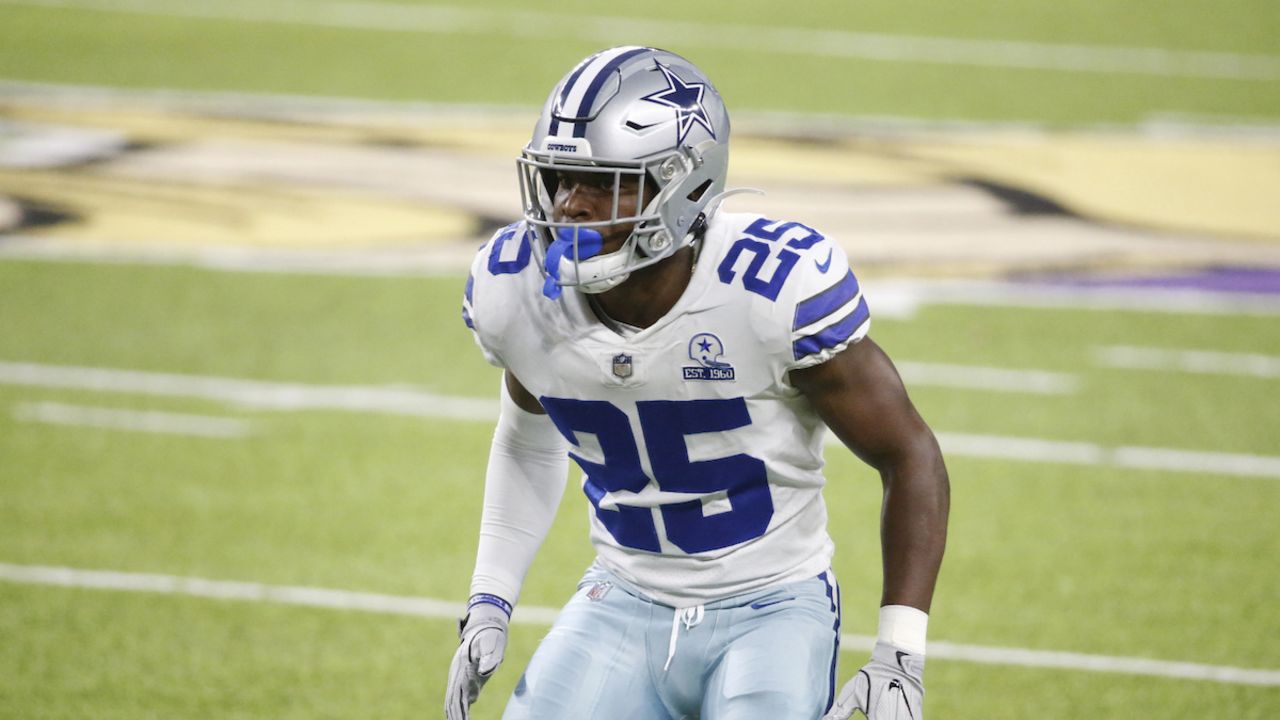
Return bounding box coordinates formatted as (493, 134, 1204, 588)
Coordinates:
(586, 581, 613, 602)
(612, 353, 633, 378)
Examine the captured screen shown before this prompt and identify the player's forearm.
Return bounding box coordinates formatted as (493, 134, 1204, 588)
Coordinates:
(470, 440, 568, 601)
(878, 430, 949, 612)
(468, 379, 569, 603)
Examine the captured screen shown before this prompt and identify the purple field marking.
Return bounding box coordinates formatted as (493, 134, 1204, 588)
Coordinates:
(1013, 267, 1280, 296)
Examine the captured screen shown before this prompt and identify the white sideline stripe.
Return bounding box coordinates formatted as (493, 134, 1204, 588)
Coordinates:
(4, 0, 1278, 81)
(871, 281, 1280, 318)
(5, 360, 1280, 478)
(896, 361, 1079, 395)
(930, 432, 1102, 465)
(1111, 446, 1280, 478)
(928, 432, 1280, 479)
(0, 361, 498, 421)
(1, 563, 1277, 687)
(1095, 345, 1280, 379)
(923, 640, 1280, 686)
(13, 401, 251, 438)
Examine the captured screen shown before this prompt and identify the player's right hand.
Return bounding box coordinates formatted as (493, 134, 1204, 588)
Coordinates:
(823, 641, 925, 720)
(444, 599, 510, 720)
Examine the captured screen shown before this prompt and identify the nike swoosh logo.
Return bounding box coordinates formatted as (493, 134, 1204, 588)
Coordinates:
(815, 248, 833, 273)
(749, 596, 795, 610)
(896, 650, 911, 673)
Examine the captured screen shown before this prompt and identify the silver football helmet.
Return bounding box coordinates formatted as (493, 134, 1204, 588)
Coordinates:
(517, 46, 731, 297)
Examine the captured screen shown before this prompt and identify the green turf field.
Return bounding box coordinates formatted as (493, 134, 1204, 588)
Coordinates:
(0, 261, 1278, 718)
(2, 1, 1280, 717)
(1, 0, 1278, 125)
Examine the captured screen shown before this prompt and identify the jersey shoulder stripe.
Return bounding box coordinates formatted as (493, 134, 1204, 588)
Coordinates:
(792, 294, 870, 360)
(748, 220, 869, 366)
(793, 269, 860, 331)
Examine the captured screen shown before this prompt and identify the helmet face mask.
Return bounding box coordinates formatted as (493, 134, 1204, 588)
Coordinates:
(518, 46, 730, 297)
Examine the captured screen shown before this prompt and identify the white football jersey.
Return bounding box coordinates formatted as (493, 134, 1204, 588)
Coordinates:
(463, 211, 871, 607)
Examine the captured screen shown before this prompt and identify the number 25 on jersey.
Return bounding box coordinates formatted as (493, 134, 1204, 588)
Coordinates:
(539, 396, 774, 554)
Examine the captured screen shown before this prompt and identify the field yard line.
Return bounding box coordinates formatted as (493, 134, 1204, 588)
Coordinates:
(875, 280, 1280, 318)
(4, 360, 1280, 478)
(0, 361, 498, 421)
(0, 360, 1078, 412)
(1111, 447, 1280, 478)
(2, 562, 1277, 686)
(928, 432, 1103, 465)
(923, 640, 1280, 686)
(1094, 345, 1280, 379)
(4, 0, 1278, 81)
(895, 361, 1079, 395)
(927, 432, 1280, 479)
(13, 400, 251, 438)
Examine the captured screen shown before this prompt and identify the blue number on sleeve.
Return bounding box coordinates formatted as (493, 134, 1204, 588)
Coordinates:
(538, 397, 661, 552)
(744, 218, 825, 249)
(638, 398, 772, 553)
(717, 217, 826, 300)
(487, 224, 532, 275)
(717, 238, 800, 301)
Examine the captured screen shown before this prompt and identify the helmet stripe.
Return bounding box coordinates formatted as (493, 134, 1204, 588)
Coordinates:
(548, 51, 598, 137)
(549, 45, 650, 138)
(571, 46, 652, 138)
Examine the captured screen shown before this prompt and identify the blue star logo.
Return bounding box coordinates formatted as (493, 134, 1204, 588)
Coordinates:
(640, 61, 715, 146)
(698, 338, 714, 353)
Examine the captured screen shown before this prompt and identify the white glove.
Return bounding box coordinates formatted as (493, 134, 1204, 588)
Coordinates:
(444, 596, 511, 720)
(824, 641, 925, 720)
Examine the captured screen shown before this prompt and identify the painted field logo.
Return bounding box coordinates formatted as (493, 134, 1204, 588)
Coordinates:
(683, 332, 735, 381)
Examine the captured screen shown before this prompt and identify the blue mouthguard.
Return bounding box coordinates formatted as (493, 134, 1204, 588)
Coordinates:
(542, 227, 604, 299)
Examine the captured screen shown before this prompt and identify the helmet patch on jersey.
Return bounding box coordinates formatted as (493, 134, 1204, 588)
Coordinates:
(683, 332, 735, 381)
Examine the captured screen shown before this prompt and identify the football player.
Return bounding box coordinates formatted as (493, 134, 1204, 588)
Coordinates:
(446, 46, 949, 720)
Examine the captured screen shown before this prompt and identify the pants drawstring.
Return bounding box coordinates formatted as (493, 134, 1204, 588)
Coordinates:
(664, 605, 705, 672)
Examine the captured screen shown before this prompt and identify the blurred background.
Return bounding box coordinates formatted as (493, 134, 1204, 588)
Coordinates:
(1, 1, 1278, 718)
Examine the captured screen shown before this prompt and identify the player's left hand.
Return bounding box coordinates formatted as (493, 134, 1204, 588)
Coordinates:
(823, 641, 925, 719)
(444, 600, 509, 720)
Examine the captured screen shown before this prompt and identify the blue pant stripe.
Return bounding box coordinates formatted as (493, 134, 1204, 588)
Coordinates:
(819, 571, 842, 715)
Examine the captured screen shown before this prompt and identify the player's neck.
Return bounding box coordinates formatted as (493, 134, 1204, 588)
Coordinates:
(593, 245, 696, 330)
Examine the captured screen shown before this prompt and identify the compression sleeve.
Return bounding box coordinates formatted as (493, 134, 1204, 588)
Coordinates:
(468, 376, 570, 605)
